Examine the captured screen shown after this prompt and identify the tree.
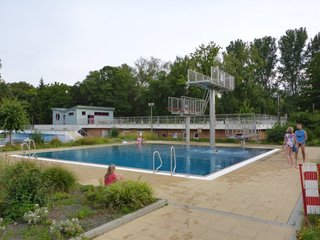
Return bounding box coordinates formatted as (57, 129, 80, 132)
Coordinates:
(0, 80, 12, 100)
(250, 36, 277, 89)
(0, 98, 29, 144)
(189, 41, 220, 76)
(304, 52, 320, 111)
(278, 28, 308, 96)
(36, 82, 72, 124)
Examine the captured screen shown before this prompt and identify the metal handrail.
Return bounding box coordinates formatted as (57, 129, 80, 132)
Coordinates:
(21, 142, 30, 157)
(152, 151, 163, 173)
(28, 139, 37, 157)
(170, 146, 176, 175)
(21, 139, 37, 158)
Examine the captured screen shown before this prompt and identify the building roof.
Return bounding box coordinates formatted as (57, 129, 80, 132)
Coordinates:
(52, 105, 115, 112)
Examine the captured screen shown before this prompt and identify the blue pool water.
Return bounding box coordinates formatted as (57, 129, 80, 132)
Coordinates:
(35, 144, 271, 176)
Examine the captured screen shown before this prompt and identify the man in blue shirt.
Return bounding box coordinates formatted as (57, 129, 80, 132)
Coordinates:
(295, 123, 308, 163)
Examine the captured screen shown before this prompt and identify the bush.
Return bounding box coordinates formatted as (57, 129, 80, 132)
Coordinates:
(49, 138, 62, 147)
(74, 137, 106, 145)
(297, 226, 320, 240)
(85, 180, 155, 212)
(266, 124, 288, 144)
(30, 131, 44, 145)
(111, 127, 119, 137)
(42, 166, 76, 193)
(23, 204, 48, 225)
(0, 161, 50, 220)
(50, 218, 83, 239)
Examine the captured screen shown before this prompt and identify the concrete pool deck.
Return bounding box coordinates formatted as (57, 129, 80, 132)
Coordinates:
(4, 143, 320, 239)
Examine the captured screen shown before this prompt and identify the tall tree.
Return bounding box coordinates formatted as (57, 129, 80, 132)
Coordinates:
(36, 82, 71, 124)
(189, 41, 220, 76)
(75, 65, 137, 116)
(278, 27, 308, 96)
(0, 98, 29, 144)
(250, 36, 277, 89)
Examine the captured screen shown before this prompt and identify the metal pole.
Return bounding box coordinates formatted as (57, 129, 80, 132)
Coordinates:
(209, 89, 216, 149)
(148, 103, 154, 133)
(186, 115, 190, 145)
(151, 105, 153, 132)
(312, 103, 315, 115)
(277, 95, 280, 125)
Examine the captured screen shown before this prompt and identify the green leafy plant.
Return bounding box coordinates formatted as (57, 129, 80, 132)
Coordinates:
(50, 218, 83, 238)
(111, 127, 119, 137)
(0, 217, 6, 236)
(0, 161, 50, 220)
(266, 124, 288, 144)
(23, 204, 48, 225)
(42, 166, 76, 193)
(49, 138, 62, 147)
(84, 180, 155, 212)
(30, 131, 44, 144)
(75, 206, 95, 219)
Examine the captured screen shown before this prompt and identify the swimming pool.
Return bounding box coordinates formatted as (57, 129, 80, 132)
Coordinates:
(33, 144, 276, 178)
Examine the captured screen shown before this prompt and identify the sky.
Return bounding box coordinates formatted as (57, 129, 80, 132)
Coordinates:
(0, 0, 319, 86)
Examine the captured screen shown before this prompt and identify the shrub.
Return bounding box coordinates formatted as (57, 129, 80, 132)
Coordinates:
(42, 166, 76, 193)
(49, 138, 62, 147)
(297, 226, 320, 240)
(74, 137, 106, 145)
(85, 180, 155, 212)
(266, 124, 288, 144)
(0, 161, 50, 220)
(106, 180, 155, 212)
(111, 127, 119, 137)
(50, 218, 83, 238)
(75, 206, 95, 219)
(30, 131, 44, 144)
(0, 218, 5, 236)
(23, 204, 48, 225)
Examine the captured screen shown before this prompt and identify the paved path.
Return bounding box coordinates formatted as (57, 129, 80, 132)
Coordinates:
(11, 145, 320, 240)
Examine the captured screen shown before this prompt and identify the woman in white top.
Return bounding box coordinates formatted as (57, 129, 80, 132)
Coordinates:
(283, 126, 297, 167)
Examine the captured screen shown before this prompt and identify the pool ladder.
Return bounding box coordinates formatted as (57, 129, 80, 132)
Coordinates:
(152, 146, 176, 176)
(21, 139, 37, 158)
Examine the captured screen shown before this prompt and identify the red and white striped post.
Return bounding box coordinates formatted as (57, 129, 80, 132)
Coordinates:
(299, 163, 320, 215)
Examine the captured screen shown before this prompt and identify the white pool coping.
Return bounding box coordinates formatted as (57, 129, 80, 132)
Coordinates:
(11, 148, 280, 181)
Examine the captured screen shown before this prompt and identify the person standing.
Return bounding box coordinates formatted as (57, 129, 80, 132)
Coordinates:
(283, 127, 296, 167)
(295, 123, 307, 163)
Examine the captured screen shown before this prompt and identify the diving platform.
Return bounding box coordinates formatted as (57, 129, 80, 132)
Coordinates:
(187, 67, 235, 91)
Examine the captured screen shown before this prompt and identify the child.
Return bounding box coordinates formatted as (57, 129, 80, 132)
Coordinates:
(283, 127, 297, 167)
(295, 123, 307, 163)
(104, 164, 123, 186)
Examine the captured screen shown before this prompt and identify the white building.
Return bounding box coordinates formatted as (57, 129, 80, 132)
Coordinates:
(52, 105, 114, 125)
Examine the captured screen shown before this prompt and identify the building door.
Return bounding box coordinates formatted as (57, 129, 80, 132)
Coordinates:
(88, 115, 94, 124)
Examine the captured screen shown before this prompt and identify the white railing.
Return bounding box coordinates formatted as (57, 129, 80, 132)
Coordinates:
(24, 114, 286, 131)
(170, 146, 177, 175)
(152, 151, 163, 173)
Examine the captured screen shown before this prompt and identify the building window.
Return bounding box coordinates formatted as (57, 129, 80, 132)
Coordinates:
(82, 111, 86, 115)
(94, 112, 109, 116)
(68, 112, 74, 116)
(55, 113, 60, 121)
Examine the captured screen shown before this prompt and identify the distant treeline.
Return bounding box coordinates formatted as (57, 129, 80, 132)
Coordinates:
(0, 27, 319, 124)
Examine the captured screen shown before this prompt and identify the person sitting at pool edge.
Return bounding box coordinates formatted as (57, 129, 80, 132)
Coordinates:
(104, 164, 123, 186)
(295, 123, 307, 163)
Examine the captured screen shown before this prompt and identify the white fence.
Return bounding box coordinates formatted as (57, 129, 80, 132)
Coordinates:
(25, 114, 286, 131)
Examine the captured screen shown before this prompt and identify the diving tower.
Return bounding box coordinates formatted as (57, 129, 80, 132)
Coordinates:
(167, 96, 207, 144)
(187, 67, 235, 149)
